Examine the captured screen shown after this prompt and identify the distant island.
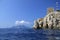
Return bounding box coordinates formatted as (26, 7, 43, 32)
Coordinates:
(33, 8, 60, 29)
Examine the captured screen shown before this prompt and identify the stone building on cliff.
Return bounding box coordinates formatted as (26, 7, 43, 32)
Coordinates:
(33, 8, 60, 29)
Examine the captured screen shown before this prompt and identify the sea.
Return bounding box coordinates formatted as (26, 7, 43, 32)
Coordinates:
(0, 28, 60, 40)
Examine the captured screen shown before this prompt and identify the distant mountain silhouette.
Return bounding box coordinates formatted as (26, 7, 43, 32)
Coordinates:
(12, 24, 32, 29)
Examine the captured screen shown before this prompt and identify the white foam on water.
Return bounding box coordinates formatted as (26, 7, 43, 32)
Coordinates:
(55, 37, 60, 39)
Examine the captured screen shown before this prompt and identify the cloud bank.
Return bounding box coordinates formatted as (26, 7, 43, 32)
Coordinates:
(15, 20, 30, 26)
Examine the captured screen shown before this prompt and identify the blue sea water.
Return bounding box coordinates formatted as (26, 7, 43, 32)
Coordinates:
(0, 28, 60, 40)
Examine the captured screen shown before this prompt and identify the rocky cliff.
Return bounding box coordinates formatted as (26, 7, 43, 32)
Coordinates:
(33, 8, 60, 29)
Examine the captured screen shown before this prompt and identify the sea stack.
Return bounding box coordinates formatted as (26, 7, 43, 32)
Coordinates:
(33, 8, 60, 29)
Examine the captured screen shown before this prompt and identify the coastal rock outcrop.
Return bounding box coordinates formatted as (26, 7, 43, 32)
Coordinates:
(33, 8, 60, 29)
(33, 18, 43, 29)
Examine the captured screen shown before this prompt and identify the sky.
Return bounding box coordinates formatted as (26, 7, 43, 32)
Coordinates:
(0, 0, 60, 28)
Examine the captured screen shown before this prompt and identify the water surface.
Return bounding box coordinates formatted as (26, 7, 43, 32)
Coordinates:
(0, 28, 60, 40)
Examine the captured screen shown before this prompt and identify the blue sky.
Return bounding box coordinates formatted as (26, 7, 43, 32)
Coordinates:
(0, 0, 60, 28)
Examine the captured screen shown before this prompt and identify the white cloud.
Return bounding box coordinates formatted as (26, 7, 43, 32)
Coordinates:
(15, 20, 30, 25)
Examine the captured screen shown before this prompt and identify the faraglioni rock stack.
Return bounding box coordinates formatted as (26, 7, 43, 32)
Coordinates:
(33, 8, 60, 29)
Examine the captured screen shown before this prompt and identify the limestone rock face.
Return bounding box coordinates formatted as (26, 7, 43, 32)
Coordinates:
(33, 18, 43, 29)
(33, 8, 60, 29)
(33, 20, 39, 29)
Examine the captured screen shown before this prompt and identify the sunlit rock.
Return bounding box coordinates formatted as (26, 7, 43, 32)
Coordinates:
(33, 18, 43, 29)
(33, 8, 60, 29)
(33, 20, 39, 29)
